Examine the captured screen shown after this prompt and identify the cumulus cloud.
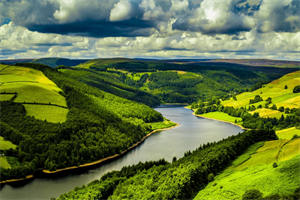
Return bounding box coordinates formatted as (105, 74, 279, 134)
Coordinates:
(0, 0, 299, 60)
(110, 0, 134, 21)
(255, 0, 300, 32)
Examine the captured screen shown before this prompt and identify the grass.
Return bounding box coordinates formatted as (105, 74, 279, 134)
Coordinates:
(198, 111, 242, 124)
(0, 94, 15, 101)
(231, 142, 265, 167)
(0, 64, 68, 123)
(236, 140, 288, 169)
(24, 105, 69, 123)
(249, 108, 284, 119)
(0, 157, 10, 169)
(0, 136, 16, 150)
(148, 119, 177, 130)
(194, 139, 300, 200)
(222, 70, 300, 109)
(276, 127, 300, 140)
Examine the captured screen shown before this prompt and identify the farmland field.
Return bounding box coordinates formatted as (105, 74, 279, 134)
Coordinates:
(0, 65, 68, 122)
(222, 70, 300, 109)
(276, 127, 300, 140)
(24, 105, 68, 123)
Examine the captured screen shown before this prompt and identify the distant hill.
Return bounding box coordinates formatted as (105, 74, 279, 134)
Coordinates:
(204, 59, 300, 68)
(73, 58, 298, 103)
(0, 58, 88, 68)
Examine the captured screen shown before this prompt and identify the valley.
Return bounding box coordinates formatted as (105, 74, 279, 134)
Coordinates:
(0, 59, 299, 200)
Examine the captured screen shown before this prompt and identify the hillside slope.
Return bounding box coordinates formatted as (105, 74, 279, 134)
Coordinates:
(0, 63, 167, 181)
(74, 58, 296, 103)
(223, 70, 300, 109)
(192, 71, 300, 199)
(0, 64, 68, 123)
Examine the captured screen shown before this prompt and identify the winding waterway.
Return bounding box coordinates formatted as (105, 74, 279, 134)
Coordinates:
(0, 106, 243, 200)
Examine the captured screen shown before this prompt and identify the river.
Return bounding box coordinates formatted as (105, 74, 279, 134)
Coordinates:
(0, 106, 244, 200)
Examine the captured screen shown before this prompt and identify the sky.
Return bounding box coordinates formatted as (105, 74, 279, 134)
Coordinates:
(0, 0, 299, 60)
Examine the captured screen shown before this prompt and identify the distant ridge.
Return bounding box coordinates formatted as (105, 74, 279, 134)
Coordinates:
(0, 57, 88, 68)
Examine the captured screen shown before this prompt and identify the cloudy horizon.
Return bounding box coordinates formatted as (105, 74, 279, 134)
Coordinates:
(0, 0, 299, 60)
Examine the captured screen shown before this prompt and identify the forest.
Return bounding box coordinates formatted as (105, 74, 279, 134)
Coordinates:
(58, 129, 277, 199)
(0, 63, 164, 181)
(65, 59, 296, 103)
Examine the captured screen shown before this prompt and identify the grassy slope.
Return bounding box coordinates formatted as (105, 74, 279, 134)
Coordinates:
(194, 71, 300, 199)
(223, 70, 300, 109)
(198, 112, 242, 124)
(0, 64, 68, 123)
(0, 136, 16, 169)
(195, 139, 300, 200)
(0, 136, 16, 150)
(276, 127, 300, 140)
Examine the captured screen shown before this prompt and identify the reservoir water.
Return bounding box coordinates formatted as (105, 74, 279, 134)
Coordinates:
(0, 106, 243, 200)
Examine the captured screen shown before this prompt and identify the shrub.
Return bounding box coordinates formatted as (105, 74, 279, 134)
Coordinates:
(293, 85, 300, 93)
(207, 173, 214, 182)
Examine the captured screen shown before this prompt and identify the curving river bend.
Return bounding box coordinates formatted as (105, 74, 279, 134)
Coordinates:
(0, 106, 244, 200)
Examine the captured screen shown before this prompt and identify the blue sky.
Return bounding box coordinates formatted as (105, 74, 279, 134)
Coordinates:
(0, 0, 299, 60)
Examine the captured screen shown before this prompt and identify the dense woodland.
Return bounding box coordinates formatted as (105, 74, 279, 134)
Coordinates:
(58, 130, 277, 199)
(0, 63, 163, 180)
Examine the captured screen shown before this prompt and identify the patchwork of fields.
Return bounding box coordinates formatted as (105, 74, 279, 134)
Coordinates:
(223, 70, 300, 109)
(0, 65, 68, 123)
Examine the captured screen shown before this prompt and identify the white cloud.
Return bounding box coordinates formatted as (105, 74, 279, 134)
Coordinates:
(109, 0, 133, 21)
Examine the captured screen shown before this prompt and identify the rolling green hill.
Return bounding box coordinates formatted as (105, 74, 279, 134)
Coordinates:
(194, 139, 300, 200)
(0, 64, 68, 123)
(193, 70, 300, 129)
(223, 70, 300, 109)
(191, 71, 300, 199)
(0, 63, 168, 181)
(73, 58, 296, 103)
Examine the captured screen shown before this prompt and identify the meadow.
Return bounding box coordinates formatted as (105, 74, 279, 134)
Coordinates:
(0, 64, 68, 123)
(222, 70, 300, 109)
(194, 138, 300, 200)
(276, 127, 300, 140)
(197, 111, 242, 124)
(0, 136, 16, 169)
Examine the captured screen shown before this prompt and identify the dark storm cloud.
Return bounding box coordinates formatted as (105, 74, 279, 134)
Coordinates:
(0, 0, 299, 37)
(27, 19, 155, 38)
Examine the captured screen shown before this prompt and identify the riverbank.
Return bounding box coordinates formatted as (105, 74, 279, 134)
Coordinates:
(0, 122, 179, 186)
(186, 107, 247, 130)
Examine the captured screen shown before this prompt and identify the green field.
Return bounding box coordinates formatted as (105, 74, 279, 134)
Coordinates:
(0, 157, 10, 169)
(0, 94, 15, 101)
(0, 136, 16, 150)
(222, 70, 300, 109)
(24, 105, 68, 123)
(0, 136, 17, 169)
(148, 119, 177, 130)
(195, 139, 300, 200)
(276, 127, 300, 140)
(0, 65, 68, 123)
(198, 111, 242, 124)
(249, 108, 284, 119)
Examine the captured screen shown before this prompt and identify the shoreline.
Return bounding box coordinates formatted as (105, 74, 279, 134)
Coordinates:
(0, 123, 179, 185)
(185, 106, 247, 130)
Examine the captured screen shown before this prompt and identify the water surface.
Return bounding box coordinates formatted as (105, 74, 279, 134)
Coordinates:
(0, 106, 243, 200)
